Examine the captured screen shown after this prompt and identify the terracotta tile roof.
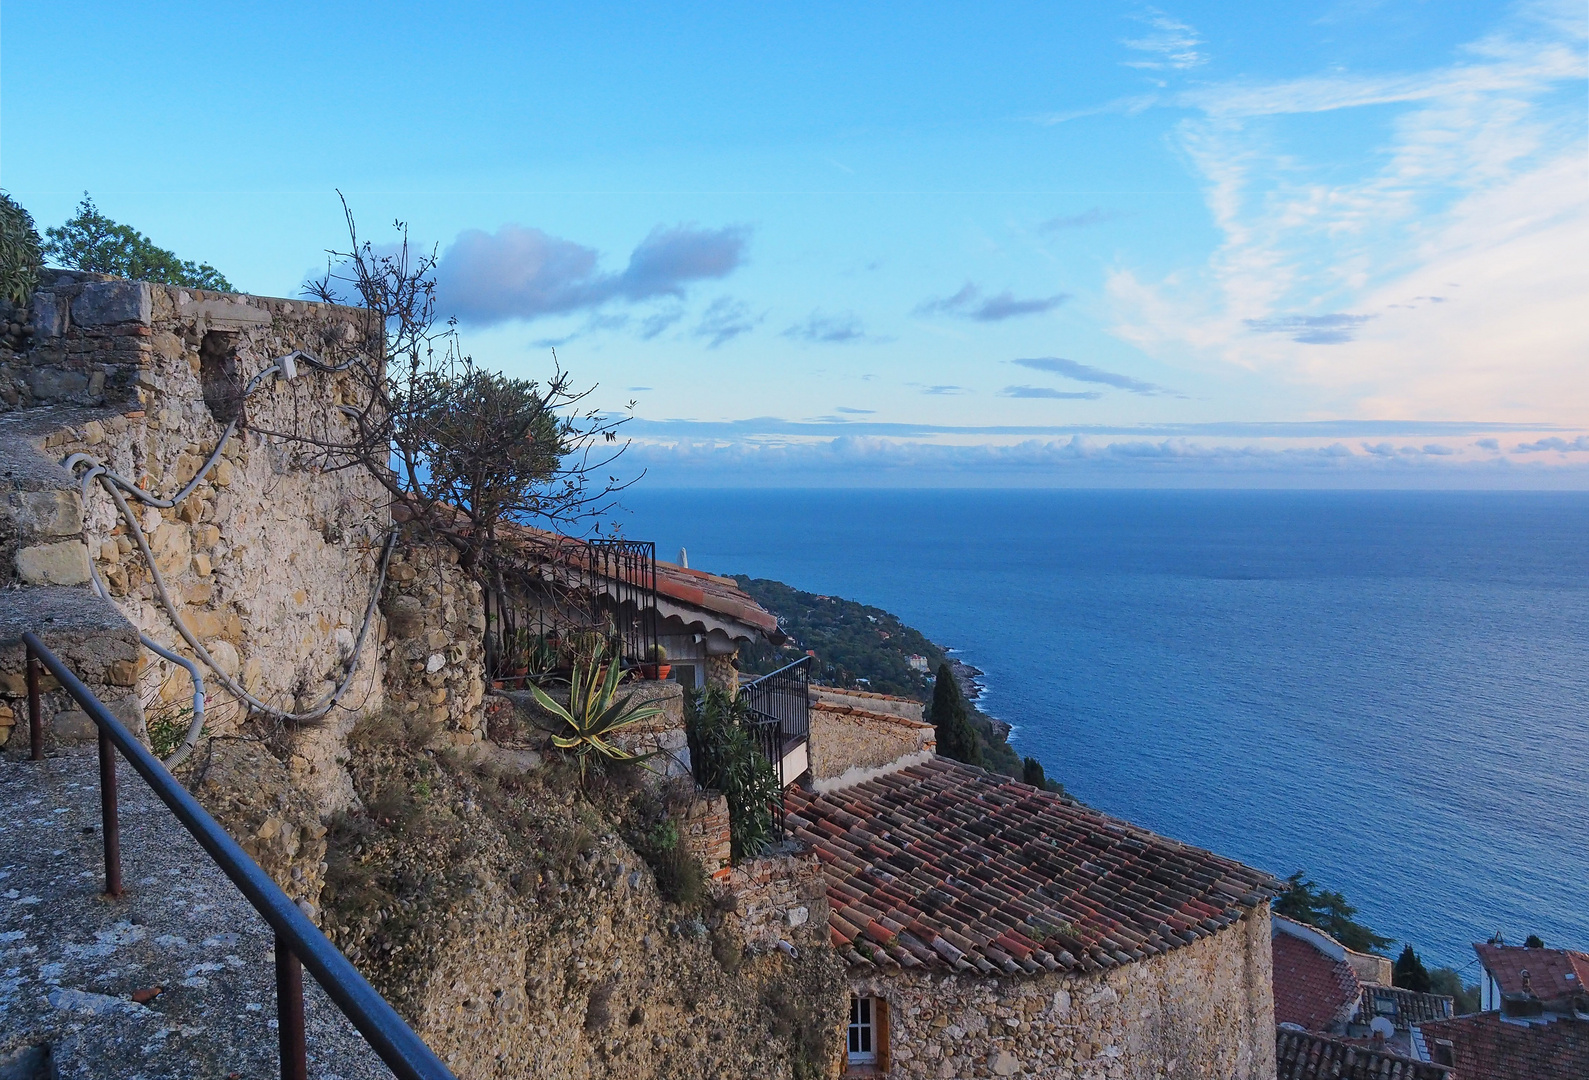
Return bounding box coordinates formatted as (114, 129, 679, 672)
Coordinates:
(494, 522, 779, 637)
(1273, 931, 1363, 1031)
(1276, 1029, 1448, 1080)
(1474, 944, 1589, 1011)
(784, 757, 1278, 974)
(1358, 985, 1455, 1030)
(1415, 1014, 1589, 1080)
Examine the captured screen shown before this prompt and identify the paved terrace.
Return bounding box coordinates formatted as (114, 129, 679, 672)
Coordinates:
(0, 747, 392, 1080)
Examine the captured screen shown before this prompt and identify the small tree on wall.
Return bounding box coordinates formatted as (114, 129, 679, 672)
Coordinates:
(291, 196, 634, 579)
(930, 663, 982, 766)
(44, 193, 233, 291)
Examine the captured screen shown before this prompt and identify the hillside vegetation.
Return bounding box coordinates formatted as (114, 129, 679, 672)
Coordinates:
(732, 576, 1027, 778)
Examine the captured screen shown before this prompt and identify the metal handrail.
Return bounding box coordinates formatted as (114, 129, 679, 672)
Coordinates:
(21, 633, 455, 1080)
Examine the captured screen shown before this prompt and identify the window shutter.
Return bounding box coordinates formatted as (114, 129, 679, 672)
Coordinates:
(875, 997, 890, 1073)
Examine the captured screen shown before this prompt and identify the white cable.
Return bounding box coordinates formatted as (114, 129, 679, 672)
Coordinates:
(68, 349, 397, 728)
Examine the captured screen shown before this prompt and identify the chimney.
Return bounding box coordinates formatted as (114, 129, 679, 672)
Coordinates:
(678, 546, 688, 569)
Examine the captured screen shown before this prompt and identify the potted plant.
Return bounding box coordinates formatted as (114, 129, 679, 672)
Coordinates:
(640, 643, 670, 681)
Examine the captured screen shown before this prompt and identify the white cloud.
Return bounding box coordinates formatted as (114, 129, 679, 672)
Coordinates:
(1108, 5, 1589, 424)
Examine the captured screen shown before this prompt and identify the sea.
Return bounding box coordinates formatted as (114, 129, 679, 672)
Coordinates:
(617, 488, 1589, 974)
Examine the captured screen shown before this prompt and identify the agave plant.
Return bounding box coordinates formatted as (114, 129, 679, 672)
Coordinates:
(530, 647, 664, 777)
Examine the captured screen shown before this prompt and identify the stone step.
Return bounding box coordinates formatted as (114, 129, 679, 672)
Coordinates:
(0, 748, 394, 1080)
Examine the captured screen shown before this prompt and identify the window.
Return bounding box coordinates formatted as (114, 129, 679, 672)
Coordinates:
(847, 995, 889, 1072)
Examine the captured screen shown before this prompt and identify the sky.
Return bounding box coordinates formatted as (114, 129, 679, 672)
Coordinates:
(3, 1, 1586, 487)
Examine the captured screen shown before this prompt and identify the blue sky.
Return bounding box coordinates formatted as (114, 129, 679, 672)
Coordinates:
(4, 1, 1585, 486)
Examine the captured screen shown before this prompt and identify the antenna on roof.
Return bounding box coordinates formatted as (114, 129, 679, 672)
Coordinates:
(678, 547, 688, 568)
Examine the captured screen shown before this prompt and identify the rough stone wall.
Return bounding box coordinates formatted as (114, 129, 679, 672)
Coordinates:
(321, 734, 849, 1080)
(847, 905, 1275, 1080)
(379, 535, 487, 748)
(0, 274, 392, 810)
(808, 702, 934, 786)
(810, 686, 925, 723)
(679, 793, 733, 883)
(706, 654, 738, 694)
(727, 851, 830, 953)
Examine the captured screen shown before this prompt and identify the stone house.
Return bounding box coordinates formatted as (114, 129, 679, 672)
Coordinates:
(784, 755, 1280, 1079)
(1407, 942, 1589, 1076)
(1272, 914, 1452, 1056)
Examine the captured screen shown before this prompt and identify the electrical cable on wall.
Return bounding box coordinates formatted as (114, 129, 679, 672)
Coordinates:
(63, 348, 398, 762)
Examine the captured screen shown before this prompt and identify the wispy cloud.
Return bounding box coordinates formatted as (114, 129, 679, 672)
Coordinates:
(1245, 313, 1375, 345)
(1001, 386, 1103, 400)
(782, 311, 871, 344)
(1106, 5, 1589, 420)
(1039, 207, 1122, 231)
(915, 283, 1068, 322)
(834, 406, 875, 414)
(921, 385, 969, 396)
(1012, 356, 1168, 395)
(1122, 10, 1207, 71)
(619, 416, 1563, 440)
(436, 222, 749, 325)
(693, 297, 761, 348)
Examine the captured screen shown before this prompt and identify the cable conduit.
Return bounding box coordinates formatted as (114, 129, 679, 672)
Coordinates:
(66, 349, 399, 736)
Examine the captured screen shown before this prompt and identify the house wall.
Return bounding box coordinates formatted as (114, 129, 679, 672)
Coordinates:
(809, 702, 935, 790)
(846, 905, 1275, 1080)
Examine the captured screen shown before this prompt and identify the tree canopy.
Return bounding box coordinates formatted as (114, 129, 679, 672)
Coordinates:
(1394, 945, 1432, 993)
(0, 192, 43, 307)
(1274, 870, 1395, 954)
(43, 194, 233, 291)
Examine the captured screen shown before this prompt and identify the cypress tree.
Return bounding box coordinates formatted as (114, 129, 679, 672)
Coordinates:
(1022, 756, 1046, 788)
(1394, 945, 1432, 993)
(930, 663, 981, 766)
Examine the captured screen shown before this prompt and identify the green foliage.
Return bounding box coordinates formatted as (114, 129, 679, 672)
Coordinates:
(0, 192, 43, 307)
(1022, 756, 1046, 787)
(145, 701, 196, 760)
(1394, 944, 1433, 993)
(930, 663, 983, 766)
(733, 574, 1030, 778)
(529, 647, 664, 779)
(630, 814, 707, 907)
(1525, 934, 1545, 948)
(685, 687, 782, 860)
(732, 576, 942, 697)
(1275, 870, 1395, 954)
(43, 194, 233, 291)
(1429, 966, 1482, 1015)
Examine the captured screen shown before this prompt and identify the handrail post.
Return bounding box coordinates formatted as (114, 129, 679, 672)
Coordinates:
(26, 644, 42, 760)
(276, 936, 309, 1080)
(98, 727, 122, 898)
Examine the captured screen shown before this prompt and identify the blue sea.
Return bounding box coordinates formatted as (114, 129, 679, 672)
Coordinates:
(617, 489, 1589, 973)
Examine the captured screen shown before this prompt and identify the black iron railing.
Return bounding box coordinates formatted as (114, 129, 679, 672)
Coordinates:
(485, 537, 658, 688)
(740, 655, 813, 820)
(19, 634, 455, 1080)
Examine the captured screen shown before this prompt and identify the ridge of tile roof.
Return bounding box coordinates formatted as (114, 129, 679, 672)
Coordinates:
(785, 757, 1279, 975)
(813, 686, 922, 705)
(1474, 943, 1589, 1009)
(1415, 1013, 1589, 1080)
(1273, 930, 1363, 1031)
(809, 700, 935, 729)
(1276, 1029, 1448, 1080)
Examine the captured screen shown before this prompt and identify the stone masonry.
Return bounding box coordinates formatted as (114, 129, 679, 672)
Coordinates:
(847, 906, 1275, 1080)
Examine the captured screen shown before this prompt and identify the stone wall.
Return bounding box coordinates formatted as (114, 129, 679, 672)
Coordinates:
(808, 701, 935, 791)
(0, 274, 392, 812)
(846, 905, 1275, 1080)
(678, 793, 733, 883)
(727, 850, 830, 954)
(379, 534, 487, 749)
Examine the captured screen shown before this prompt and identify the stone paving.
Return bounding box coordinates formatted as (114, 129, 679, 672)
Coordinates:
(0, 747, 393, 1079)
